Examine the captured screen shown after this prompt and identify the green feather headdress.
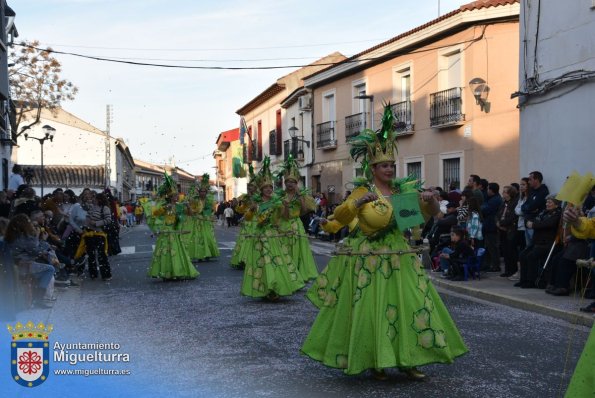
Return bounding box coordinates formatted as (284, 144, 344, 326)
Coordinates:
(257, 156, 274, 188)
(349, 102, 399, 168)
(157, 172, 177, 198)
(275, 154, 301, 183)
(198, 173, 210, 191)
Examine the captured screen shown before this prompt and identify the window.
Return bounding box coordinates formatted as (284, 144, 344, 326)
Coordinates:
(322, 90, 336, 123)
(406, 162, 422, 181)
(439, 50, 462, 90)
(442, 158, 460, 190)
(439, 151, 463, 190)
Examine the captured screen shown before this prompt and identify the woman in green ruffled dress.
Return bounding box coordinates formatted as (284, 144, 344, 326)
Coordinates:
(301, 104, 468, 380)
(148, 174, 199, 280)
(240, 157, 304, 301)
(230, 167, 258, 269)
(182, 174, 220, 262)
(277, 156, 318, 282)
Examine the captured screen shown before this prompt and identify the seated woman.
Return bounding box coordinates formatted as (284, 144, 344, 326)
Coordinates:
(439, 226, 474, 281)
(5, 214, 56, 308)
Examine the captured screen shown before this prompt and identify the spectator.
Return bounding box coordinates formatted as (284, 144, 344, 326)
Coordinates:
(13, 187, 40, 217)
(466, 174, 484, 205)
(516, 195, 562, 289)
(496, 185, 519, 277)
(439, 226, 474, 281)
(0, 191, 10, 218)
(5, 214, 56, 308)
(224, 206, 234, 228)
(457, 189, 473, 228)
(466, 196, 484, 249)
(7, 164, 25, 198)
(448, 181, 462, 204)
(481, 182, 503, 272)
(521, 171, 550, 245)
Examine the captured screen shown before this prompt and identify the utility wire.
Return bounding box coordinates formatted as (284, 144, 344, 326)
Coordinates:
(35, 38, 391, 52)
(15, 35, 485, 71)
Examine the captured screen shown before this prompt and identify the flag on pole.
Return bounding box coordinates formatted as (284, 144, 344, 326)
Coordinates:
(239, 117, 248, 145)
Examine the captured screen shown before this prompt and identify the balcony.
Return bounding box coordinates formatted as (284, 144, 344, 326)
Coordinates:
(283, 138, 299, 160)
(345, 112, 365, 141)
(430, 87, 465, 128)
(391, 100, 414, 135)
(316, 121, 337, 149)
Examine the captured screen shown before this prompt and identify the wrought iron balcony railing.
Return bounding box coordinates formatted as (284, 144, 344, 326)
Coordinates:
(429, 87, 465, 127)
(391, 100, 414, 135)
(345, 112, 365, 141)
(316, 121, 336, 149)
(284, 138, 298, 160)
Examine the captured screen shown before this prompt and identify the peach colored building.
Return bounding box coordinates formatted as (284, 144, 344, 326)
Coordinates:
(214, 128, 241, 202)
(303, 0, 520, 203)
(236, 52, 346, 179)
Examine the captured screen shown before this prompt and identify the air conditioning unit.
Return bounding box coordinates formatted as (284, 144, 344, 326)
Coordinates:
(298, 94, 312, 111)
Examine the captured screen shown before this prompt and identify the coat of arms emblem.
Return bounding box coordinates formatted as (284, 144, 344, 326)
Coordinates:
(7, 321, 53, 387)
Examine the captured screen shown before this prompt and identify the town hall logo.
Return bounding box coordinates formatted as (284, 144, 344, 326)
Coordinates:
(7, 321, 53, 387)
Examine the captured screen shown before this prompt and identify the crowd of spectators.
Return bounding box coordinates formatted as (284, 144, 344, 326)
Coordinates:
(424, 171, 594, 306)
(0, 164, 144, 318)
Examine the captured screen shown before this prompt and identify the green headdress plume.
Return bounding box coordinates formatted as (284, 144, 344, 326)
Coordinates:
(157, 172, 177, 198)
(198, 173, 210, 191)
(275, 153, 301, 183)
(258, 156, 274, 188)
(349, 101, 398, 167)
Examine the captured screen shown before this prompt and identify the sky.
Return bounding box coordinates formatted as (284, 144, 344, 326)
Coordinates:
(10, 0, 467, 175)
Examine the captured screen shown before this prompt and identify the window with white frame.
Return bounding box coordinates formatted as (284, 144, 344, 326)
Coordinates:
(439, 50, 462, 90)
(394, 66, 411, 102)
(353, 81, 367, 114)
(323, 92, 335, 123)
(404, 156, 424, 182)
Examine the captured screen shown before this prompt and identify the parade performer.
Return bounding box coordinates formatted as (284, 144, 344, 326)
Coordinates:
(148, 173, 198, 280)
(563, 206, 594, 398)
(230, 165, 258, 269)
(301, 104, 468, 380)
(240, 157, 304, 301)
(276, 155, 318, 281)
(182, 174, 220, 262)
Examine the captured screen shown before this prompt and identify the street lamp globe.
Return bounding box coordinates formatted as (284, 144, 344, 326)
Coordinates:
(288, 126, 299, 138)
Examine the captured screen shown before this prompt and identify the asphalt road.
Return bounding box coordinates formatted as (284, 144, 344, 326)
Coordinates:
(29, 223, 590, 398)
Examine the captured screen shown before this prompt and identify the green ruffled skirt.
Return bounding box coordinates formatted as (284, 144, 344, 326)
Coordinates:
(230, 220, 257, 269)
(301, 231, 468, 375)
(280, 218, 318, 282)
(565, 325, 594, 397)
(148, 228, 199, 280)
(181, 216, 220, 260)
(241, 226, 304, 298)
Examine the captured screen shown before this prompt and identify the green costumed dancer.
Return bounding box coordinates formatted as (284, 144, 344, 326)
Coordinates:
(240, 157, 304, 301)
(301, 103, 468, 380)
(276, 155, 318, 282)
(230, 165, 258, 269)
(148, 173, 199, 280)
(182, 174, 220, 261)
(563, 213, 595, 398)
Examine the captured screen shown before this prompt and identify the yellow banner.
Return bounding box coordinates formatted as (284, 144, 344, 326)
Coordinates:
(556, 171, 595, 206)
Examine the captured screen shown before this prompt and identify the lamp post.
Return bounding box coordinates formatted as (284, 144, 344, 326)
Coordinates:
(354, 94, 375, 130)
(288, 126, 310, 162)
(24, 124, 55, 197)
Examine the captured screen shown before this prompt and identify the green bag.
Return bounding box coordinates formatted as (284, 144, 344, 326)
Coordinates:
(390, 192, 424, 232)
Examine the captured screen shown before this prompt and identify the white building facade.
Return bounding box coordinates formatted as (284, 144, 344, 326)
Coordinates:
(518, 0, 595, 192)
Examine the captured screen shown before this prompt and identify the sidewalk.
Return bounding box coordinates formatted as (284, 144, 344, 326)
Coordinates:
(428, 272, 594, 327)
(307, 236, 594, 327)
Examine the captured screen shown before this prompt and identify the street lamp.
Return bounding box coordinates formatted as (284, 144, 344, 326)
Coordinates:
(24, 124, 55, 197)
(354, 94, 375, 130)
(288, 126, 310, 162)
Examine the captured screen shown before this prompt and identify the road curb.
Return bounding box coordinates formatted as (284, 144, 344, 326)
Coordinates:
(429, 275, 594, 327)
